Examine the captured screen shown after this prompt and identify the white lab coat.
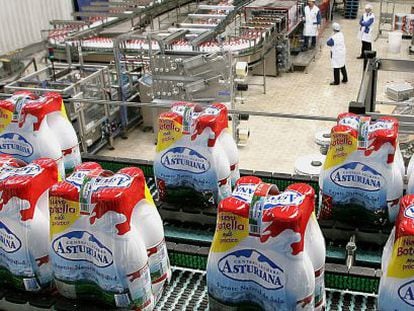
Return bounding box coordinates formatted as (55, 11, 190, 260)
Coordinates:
(358, 12, 375, 42)
(328, 32, 346, 68)
(303, 5, 320, 36)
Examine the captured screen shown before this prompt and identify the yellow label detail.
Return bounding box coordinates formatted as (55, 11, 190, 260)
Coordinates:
(387, 236, 414, 278)
(0, 107, 13, 133)
(60, 99, 70, 121)
(49, 196, 80, 237)
(323, 132, 357, 170)
(144, 183, 155, 206)
(211, 212, 248, 253)
(156, 118, 183, 152)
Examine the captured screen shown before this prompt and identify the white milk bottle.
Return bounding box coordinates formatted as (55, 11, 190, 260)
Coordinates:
(320, 114, 403, 226)
(207, 183, 315, 311)
(0, 158, 58, 292)
(43, 92, 81, 173)
(194, 109, 232, 201)
(408, 155, 414, 182)
(379, 194, 414, 310)
(388, 159, 404, 222)
(87, 168, 156, 309)
(119, 167, 171, 300)
(395, 143, 405, 178)
(0, 97, 65, 179)
(50, 165, 166, 310)
(49, 162, 106, 297)
(209, 131, 232, 201)
(300, 184, 326, 311)
(155, 103, 232, 206)
(406, 154, 414, 194)
(205, 104, 240, 188)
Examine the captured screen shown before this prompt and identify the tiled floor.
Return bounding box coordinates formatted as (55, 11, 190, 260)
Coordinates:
(99, 2, 414, 174)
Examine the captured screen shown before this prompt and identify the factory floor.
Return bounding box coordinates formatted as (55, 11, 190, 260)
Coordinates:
(98, 1, 414, 174)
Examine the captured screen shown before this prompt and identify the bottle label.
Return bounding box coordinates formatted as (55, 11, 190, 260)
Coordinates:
(0, 218, 51, 290)
(126, 264, 154, 309)
(0, 221, 22, 253)
(218, 249, 285, 290)
(182, 106, 193, 135)
(79, 177, 94, 215)
(357, 117, 370, 149)
(160, 147, 211, 174)
(0, 132, 34, 157)
(0, 106, 13, 132)
(249, 200, 263, 236)
(12, 96, 29, 123)
(232, 183, 258, 203)
(52, 231, 114, 268)
(147, 239, 170, 284)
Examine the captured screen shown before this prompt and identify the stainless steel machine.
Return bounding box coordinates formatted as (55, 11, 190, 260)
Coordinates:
(4, 64, 123, 153)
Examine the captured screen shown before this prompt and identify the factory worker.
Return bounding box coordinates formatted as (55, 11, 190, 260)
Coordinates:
(357, 4, 375, 59)
(302, 0, 322, 51)
(327, 23, 348, 85)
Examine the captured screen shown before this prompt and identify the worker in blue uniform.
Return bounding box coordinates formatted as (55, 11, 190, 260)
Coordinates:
(357, 4, 375, 59)
(302, 0, 322, 51)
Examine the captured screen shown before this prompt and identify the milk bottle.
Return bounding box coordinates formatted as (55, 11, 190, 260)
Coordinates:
(379, 194, 414, 310)
(110, 167, 171, 300)
(0, 92, 80, 177)
(0, 95, 65, 178)
(204, 104, 240, 188)
(304, 210, 326, 310)
(170, 102, 238, 196)
(207, 183, 316, 311)
(154, 102, 234, 207)
(43, 92, 81, 173)
(319, 114, 403, 226)
(408, 156, 414, 182)
(49, 164, 169, 309)
(405, 154, 414, 195)
(0, 158, 58, 292)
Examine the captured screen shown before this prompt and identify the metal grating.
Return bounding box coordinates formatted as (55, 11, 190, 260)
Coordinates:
(155, 268, 209, 311)
(155, 267, 378, 311)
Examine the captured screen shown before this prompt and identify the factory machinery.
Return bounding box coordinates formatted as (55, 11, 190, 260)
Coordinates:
(46, 0, 301, 72)
(2, 64, 127, 154)
(33, 0, 303, 148)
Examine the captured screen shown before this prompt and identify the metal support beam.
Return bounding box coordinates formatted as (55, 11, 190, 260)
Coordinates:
(197, 5, 235, 10)
(61, 97, 337, 122)
(50, 20, 91, 26)
(72, 11, 134, 18)
(188, 13, 227, 19)
(377, 58, 414, 72)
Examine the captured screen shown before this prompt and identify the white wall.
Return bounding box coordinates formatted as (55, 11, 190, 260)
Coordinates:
(0, 0, 73, 55)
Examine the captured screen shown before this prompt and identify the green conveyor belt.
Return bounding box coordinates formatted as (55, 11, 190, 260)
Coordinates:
(0, 267, 378, 310)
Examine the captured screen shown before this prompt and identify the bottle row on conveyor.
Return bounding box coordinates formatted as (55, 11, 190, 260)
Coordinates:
(47, 0, 296, 55)
(2, 93, 411, 309)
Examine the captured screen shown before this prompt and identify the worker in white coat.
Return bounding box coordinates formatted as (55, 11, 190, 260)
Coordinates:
(302, 0, 322, 51)
(357, 4, 375, 59)
(327, 23, 348, 85)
